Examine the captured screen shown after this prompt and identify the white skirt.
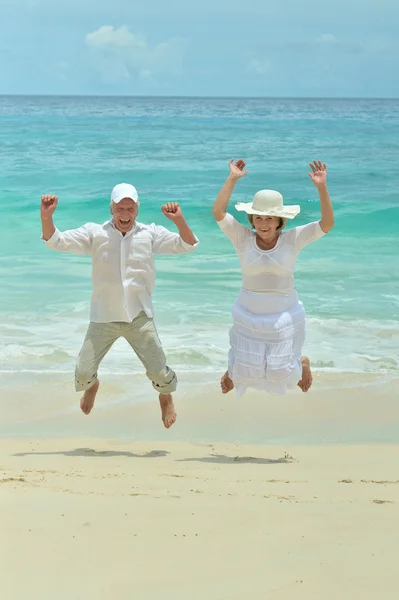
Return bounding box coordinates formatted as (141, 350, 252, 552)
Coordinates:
(228, 290, 306, 398)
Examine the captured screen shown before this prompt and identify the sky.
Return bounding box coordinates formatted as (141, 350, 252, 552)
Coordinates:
(0, 0, 398, 97)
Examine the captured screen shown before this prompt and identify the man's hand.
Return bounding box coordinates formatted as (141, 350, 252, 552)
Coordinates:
(308, 161, 328, 188)
(162, 202, 184, 222)
(41, 195, 58, 219)
(229, 158, 248, 180)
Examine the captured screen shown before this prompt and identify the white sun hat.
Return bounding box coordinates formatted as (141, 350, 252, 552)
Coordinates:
(111, 183, 139, 204)
(235, 190, 300, 219)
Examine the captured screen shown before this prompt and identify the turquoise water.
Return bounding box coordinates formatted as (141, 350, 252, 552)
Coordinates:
(0, 96, 398, 380)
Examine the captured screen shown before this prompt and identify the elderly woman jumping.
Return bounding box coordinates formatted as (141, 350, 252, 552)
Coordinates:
(213, 159, 334, 398)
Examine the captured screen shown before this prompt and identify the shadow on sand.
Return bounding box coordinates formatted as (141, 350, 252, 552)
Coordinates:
(177, 453, 294, 465)
(13, 448, 169, 459)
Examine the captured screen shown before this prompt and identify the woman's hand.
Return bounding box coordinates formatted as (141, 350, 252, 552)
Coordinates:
(229, 158, 248, 180)
(309, 161, 334, 232)
(308, 160, 327, 188)
(212, 158, 247, 222)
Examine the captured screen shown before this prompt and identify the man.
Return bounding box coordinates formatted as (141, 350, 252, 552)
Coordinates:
(40, 183, 198, 428)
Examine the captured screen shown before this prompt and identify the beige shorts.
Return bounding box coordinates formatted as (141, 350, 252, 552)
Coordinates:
(75, 312, 177, 394)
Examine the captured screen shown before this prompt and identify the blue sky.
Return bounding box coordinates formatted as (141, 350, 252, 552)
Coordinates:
(1, 0, 398, 97)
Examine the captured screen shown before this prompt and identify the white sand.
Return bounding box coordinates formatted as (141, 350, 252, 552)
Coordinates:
(1, 373, 399, 598)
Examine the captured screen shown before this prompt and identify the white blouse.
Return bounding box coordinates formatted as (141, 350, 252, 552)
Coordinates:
(217, 213, 325, 312)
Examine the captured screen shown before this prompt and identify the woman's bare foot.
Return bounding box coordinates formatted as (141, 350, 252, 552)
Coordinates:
(220, 370, 234, 394)
(80, 379, 100, 415)
(159, 394, 177, 429)
(297, 357, 313, 392)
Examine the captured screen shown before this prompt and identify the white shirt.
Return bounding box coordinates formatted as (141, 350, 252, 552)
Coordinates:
(218, 213, 325, 313)
(44, 219, 199, 323)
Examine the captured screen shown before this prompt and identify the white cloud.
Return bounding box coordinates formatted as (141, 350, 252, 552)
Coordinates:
(247, 58, 270, 76)
(139, 69, 152, 79)
(316, 33, 338, 44)
(85, 25, 182, 84)
(255, 33, 365, 59)
(315, 33, 365, 55)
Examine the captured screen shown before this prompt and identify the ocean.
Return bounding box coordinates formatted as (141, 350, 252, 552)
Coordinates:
(1, 95, 398, 394)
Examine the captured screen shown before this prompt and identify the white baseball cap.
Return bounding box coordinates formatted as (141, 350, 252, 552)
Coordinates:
(111, 183, 139, 204)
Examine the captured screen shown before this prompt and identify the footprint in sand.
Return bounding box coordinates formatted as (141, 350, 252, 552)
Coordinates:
(362, 480, 399, 485)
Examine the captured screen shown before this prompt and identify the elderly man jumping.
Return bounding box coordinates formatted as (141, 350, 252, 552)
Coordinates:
(40, 183, 198, 428)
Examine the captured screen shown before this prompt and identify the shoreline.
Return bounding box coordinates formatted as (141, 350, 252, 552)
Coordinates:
(1, 371, 398, 444)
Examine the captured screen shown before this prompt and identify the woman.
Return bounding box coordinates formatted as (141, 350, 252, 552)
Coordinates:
(213, 159, 334, 398)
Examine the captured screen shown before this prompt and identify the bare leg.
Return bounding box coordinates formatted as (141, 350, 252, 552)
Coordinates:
(297, 357, 313, 392)
(80, 379, 100, 415)
(220, 370, 234, 394)
(159, 393, 177, 429)
(123, 314, 177, 428)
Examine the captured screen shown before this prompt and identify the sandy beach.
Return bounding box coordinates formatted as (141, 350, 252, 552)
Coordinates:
(1, 373, 399, 599)
(2, 438, 399, 600)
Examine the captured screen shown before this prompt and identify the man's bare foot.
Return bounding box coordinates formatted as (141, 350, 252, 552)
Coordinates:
(80, 379, 100, 415)
(297, 357, 313, 392)
(159, 393, 177, 429)
(220, 370, 234, 394)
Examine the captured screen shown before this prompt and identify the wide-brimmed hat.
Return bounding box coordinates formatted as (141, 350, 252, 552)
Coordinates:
(235, 190, 300, 219)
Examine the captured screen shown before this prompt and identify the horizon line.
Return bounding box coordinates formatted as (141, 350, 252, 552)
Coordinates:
(0, 94, 398, 101)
